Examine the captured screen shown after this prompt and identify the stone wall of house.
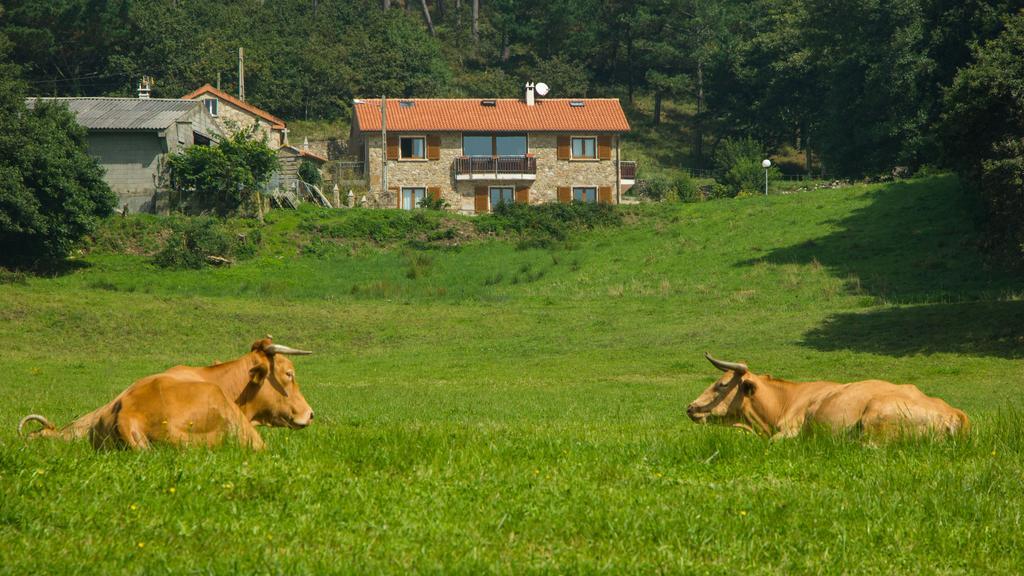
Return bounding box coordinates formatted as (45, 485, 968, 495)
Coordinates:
(194, 95, 283, 149)
(363, 132, 621, 213)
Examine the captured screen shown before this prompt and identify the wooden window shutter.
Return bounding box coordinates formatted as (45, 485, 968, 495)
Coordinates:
(386, 135, 399, 160)
(515, 186, 530, 204)
(389, 186, 400, 208)
(557, 186, 571, 203)
(598, 186, 613, 204)
(557, 136, 571, 160)
(427, 135, 441, 160)
(428, 186, 442, 200)
(597, 136, 612, 160)
(474, 186, 489, 214)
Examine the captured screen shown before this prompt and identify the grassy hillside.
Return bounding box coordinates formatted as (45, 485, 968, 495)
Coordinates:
(2, 175, 1023, 573)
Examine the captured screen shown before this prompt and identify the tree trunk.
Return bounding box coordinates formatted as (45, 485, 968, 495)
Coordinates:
(421, 0, 435, 35)
(501, 32, 511, 62)
(626, 33, 635, 104)
(382, 0, 390, 9)
(437, 0, 444, 20)
(653, 92, 662, 125)
(694, 60, 704, 165)
(805, 135, 813, 174)
(472, 0, 479, 41)
(456, 0, 461, 26)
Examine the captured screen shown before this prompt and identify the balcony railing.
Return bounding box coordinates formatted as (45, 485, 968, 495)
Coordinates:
(454, 155, 537, 180)
(620, 161, 637, 181)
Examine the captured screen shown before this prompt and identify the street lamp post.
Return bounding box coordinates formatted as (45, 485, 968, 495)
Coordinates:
(762, 159, 772, 195)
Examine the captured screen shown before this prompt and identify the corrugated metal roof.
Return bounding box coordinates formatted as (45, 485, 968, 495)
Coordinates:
(26, 97, 202, 130)
(352, 98, 631, 133)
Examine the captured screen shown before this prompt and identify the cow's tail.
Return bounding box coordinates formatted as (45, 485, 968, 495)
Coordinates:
(18, 414, 57, 438)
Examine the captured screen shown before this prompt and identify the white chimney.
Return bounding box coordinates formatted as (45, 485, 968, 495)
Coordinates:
(137, 76, 152, 99)
(525, 82, 535, 106)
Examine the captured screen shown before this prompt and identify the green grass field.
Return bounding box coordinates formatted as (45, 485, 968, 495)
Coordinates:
(2, 175, 1023, 573)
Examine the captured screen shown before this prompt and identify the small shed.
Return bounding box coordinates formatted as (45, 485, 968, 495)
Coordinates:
(276, 144, 328, 190)
(27, 97, 222, 213)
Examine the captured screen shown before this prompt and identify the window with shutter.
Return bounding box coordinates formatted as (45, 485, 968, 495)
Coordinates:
(598, 136, 612, 160)
(598, 186, 613, 204)
(515, 186, 530, 204)
(427, 135, 441, 160)
(557, 136, 571, 160)
(557, 186, 571, 203)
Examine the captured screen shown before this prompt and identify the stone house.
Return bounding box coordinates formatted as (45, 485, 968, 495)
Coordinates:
(28, 96, 222, 213)
(182, 84, 287, 149)
(349, 87, 635, 213)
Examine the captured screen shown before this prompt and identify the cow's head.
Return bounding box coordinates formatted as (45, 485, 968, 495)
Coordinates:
(242, 338, 315, 429)
(686, 353, 758, 428)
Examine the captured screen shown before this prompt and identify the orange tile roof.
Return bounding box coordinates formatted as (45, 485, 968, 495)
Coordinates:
(182, 84, 286, 129)
(278, 145, 327, 163)
(352, 98, 630, 133)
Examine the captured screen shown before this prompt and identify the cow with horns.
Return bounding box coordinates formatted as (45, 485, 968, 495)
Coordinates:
(687, 353, 969, 440)
(18, 337, 314, 450)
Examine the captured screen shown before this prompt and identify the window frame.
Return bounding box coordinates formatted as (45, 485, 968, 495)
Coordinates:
(204, 98, 219, 117)
(399, 135, 427, 161)
(570, 136, 598, 160)
(488, 186, 515, 211)
(572, 186, 598, 203)
(400, 186, 427, 210)
(462, 133, 529, 157)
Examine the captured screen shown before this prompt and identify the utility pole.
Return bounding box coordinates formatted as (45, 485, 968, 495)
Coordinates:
(381, 95, 388, 197)
(238, 47, 245, 101)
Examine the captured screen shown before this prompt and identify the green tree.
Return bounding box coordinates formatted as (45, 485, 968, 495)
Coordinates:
(941, 9, 1024, 259)
(167, 128, 278, 217)
(0, 26, 115, 269)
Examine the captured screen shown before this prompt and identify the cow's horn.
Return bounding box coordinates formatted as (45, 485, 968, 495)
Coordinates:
(18, 414, 54, 437)
(264, 344, 312, 356)
(705, 353, 748, 374)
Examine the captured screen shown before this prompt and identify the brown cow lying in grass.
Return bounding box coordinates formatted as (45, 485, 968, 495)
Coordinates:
(18, 338, 313, 450)
(687, 353, 969, 440)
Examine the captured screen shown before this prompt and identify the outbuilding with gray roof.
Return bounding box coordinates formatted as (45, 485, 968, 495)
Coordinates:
(28, 97, 222, 213)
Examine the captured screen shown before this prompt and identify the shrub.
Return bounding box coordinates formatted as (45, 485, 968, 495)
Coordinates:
(166, 127, 278, 217)
(634, 176, 674, 201)
(302, 209, 445, 244)
(672, 173, 701, 202)
(151, 217, 237, 268)
(714, 137, 779, 195)
(478, 201, 621, 245)
(298, 160, 322, 186)
(418, 194, 449, 211)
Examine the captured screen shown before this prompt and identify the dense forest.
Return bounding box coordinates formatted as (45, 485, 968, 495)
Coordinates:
(1, 0, 1023, 255)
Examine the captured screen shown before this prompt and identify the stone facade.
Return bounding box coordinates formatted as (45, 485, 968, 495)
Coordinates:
(193, 94, 285, 149)
(360, 132, 623, 213)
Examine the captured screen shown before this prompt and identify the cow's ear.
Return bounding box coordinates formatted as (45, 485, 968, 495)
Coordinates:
(741, 379, 756, 396)
(248, 363, 269, 386)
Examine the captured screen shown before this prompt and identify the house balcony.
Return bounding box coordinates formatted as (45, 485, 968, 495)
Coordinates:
(620, 161, 637, 185)
(454, 155, 537, 181)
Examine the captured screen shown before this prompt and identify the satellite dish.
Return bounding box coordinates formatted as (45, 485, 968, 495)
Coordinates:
(535, 82, 550, 96)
